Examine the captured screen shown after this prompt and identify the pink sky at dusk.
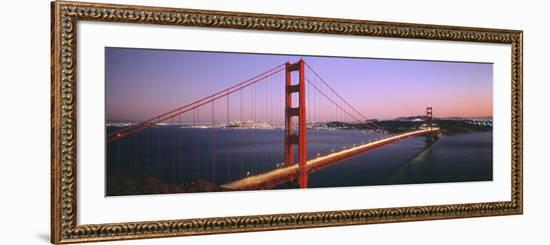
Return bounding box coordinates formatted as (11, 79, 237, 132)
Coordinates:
(106, 47, 492, 121)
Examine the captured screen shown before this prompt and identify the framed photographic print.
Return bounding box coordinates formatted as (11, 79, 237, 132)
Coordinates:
(51, 0, 523, 243)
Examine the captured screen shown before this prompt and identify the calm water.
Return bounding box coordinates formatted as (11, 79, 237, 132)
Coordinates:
(308, 131, 493, 187)
(106, 127, 492, 191)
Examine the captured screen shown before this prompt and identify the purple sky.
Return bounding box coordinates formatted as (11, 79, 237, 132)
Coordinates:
(106, 47, 492, 121)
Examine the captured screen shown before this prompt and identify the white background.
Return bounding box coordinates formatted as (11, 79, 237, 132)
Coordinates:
(0, 0, 547, 244)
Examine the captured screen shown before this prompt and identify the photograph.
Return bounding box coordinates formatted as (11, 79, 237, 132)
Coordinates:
(43, 1, 529, 243)
(105, 48, 493, 196)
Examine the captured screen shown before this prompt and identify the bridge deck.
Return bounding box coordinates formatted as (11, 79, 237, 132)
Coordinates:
(221, 127, 440, 190)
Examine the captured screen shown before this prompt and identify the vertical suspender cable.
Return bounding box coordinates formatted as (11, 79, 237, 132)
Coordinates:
(226, 95, 231, 183)
(211, 102, 216, 184)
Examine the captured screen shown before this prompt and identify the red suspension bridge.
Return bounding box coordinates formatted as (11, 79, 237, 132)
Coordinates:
(107, 59, 439, 192)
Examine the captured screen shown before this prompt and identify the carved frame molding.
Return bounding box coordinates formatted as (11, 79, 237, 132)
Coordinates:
(51, 1, 523, 243)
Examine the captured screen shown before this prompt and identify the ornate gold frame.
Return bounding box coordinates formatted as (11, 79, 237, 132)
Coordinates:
(51, 1, 523, 243)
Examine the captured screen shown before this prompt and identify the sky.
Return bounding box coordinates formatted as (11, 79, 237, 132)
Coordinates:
(105, 47, 492, 122)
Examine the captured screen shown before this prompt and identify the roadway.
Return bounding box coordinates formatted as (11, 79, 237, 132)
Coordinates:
(221, 127, 440, 190)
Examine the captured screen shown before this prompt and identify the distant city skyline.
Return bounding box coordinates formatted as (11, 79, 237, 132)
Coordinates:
(106, 47, 493, 121)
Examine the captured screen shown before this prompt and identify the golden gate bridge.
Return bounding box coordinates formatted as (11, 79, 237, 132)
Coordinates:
(107, 59, 439, 191)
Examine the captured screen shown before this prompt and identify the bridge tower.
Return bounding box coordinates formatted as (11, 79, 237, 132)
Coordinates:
(426, 107, 433, 129)
(285, 59, 308, 188)
(426, 107, 437, 143)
